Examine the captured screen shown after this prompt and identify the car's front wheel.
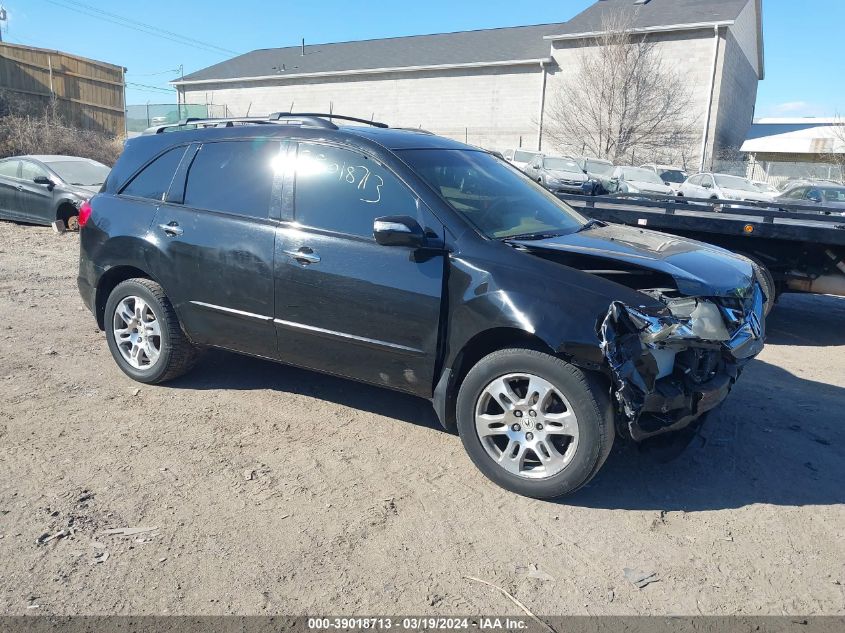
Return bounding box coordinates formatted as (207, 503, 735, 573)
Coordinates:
(104, 278, 198, 384)
(456, 348, 613, 499)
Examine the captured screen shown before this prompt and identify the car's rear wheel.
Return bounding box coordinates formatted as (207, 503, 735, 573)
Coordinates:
(456, 348, 613, 499)
(104, 278, 198, 384)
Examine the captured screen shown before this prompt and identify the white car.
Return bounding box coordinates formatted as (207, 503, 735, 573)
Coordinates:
(640, 164, 688, 194)
(679, 173, 774, 203)
(502, 149, 543, 172)
(753, 181, 779, 196)
(611, 166, 674, 195)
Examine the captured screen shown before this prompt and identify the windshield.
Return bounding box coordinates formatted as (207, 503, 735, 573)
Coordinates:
(44, 159, 110, 187)
(399, 149, 587, 239)
(658, 169, 687, 184)
(620, 167, 663, 184)
(714, 174, 758, 192)
(754, 182, 778, 193)
(513, 150, 540, 163)
(543, 157, 581, 173)
(585, 160, 614, 177)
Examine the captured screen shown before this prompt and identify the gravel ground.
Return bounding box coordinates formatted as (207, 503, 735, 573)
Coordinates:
(0, 222, 843, 616)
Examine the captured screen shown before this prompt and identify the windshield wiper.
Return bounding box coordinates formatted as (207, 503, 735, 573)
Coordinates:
(577, 219, 606, 232)
(501, 230, 571, 241)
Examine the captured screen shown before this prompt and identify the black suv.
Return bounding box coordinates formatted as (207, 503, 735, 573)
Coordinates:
(77, 113, 766, 499)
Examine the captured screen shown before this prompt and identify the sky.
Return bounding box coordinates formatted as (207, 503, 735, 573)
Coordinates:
(2, 0, 842, 118)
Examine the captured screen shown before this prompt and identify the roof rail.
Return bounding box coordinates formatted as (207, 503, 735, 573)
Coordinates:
(144, 117, 278, 135)
(268, 112, 389, 129)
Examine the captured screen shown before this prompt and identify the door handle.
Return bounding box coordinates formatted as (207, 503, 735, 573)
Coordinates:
(158, 222, 183, 237)
(16, 185, 23, 191)
(284, 247, 320, 265)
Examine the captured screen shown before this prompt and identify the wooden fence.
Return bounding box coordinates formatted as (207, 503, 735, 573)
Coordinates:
(0, 42, 125, 136)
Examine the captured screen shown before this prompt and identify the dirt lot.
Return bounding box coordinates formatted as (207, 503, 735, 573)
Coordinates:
(0, 221, 843, 616)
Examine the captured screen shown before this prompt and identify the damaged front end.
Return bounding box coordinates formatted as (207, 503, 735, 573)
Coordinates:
(599, 283, 765, 441)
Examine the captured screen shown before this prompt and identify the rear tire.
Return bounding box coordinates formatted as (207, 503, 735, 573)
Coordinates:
(104, 278, 198, 384)
(456, 348, 613, 499)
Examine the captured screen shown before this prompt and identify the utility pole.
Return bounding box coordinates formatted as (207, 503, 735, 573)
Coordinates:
(0, 6, 7, 42)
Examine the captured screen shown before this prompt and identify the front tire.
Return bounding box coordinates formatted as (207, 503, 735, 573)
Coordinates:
(104, 278, 198, 384)
(456, 348, 613, 499)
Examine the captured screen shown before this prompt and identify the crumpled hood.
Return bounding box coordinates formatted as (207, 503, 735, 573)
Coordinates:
(70, 185, 99, 198)
(512, 223, 755, 298)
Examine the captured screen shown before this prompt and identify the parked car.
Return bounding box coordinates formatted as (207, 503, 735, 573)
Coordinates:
(609, 166, 675, 196)
(77, 113, 765, 499)
(0, 155, 109, 229)
(640, 164, 688, 193)
(502, 149, 543, 171)
(573, 157, 615, 195)
(523, 155, 589, 194)
(775, 183, 845, 214)
(678, 173, 774, 203)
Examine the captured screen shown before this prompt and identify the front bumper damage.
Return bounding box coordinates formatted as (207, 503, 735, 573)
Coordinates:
(599, 283, 765, 441)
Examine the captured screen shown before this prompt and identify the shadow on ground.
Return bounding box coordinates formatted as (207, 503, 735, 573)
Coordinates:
(163, 292, 845, 512)
(166, 349, 443, 433)
(568, 357, 845, 511)
(765, 292, 845, 347)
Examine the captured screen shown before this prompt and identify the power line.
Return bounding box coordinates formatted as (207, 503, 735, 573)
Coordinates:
(126, 82, 176, 94)
(39, 0, 239, 57)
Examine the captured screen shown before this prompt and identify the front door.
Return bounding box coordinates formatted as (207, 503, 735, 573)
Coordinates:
(273, 141, 445, 396)
(18, 161, 55, 223)
(146, 139, 283, 359)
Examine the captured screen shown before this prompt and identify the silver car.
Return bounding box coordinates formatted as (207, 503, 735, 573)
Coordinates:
(523, 155, 588, 194)
(678, 173, 774, 203)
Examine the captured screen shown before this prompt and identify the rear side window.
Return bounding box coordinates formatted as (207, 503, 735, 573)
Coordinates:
(293, 143, 419, 238)
(183, 140, 279, 219)
(0, 160, 20, 178)
(21, 161, 50, 181)
(122, 146, 187, 201)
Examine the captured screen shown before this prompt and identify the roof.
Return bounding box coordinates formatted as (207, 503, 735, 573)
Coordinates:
(177, 23, 563, 85)
(544, 0, 750, 38)
(741, 120, 845, 155)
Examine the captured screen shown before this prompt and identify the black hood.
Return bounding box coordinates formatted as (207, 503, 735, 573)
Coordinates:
(512, 224, 755, 298)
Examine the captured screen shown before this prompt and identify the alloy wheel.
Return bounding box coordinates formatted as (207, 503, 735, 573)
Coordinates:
(112, 295, 162, 370)
(474, 373, 580, 479)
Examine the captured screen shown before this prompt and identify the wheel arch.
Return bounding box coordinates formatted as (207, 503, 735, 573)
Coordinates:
(94, 265, 158, 330)
(432, 327, 556, 433)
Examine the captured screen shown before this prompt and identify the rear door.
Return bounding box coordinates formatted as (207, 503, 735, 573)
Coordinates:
(0, 159, 22, 218)
(18, 160, 54, 223)
(148, 139, 282, 359)
(273, 141, 445, 396)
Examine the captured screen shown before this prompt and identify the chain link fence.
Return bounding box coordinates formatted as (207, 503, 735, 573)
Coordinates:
(712, 158, 844, 188)
(125, 103, 229, 135)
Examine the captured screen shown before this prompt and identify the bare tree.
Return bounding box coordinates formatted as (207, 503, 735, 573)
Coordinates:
(822, 115, 845, 183)
(544, 10, 699, 165)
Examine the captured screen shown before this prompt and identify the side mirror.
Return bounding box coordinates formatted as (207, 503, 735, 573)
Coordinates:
(373, 215, 426, 248)
(702, 181, 713, 189)
(34, 175, 54, 186)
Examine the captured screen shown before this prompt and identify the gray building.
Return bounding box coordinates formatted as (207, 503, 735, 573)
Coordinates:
(174, 0, 763, 169)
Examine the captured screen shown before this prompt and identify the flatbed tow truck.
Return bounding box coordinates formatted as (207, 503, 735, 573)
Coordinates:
(556, 192, 845, 310)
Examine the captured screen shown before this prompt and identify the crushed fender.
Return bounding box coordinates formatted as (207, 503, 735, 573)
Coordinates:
(599, 283, 765, 441)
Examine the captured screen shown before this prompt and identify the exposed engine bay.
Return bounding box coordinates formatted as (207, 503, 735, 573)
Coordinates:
(598, 284, 765, 441)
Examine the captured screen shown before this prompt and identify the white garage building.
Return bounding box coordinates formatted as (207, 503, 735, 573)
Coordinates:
(174, 0, 764, 169)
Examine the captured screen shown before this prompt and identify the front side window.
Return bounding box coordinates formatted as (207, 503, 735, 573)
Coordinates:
(293, 143, 419, 238)
(822, 187, 845, 202)
(0, 160, 20, 178)
(184, 140, 280, 218)
(20, 161, 50, 181)
(399, 149, 586, 240)
(122, 146, 188, 201)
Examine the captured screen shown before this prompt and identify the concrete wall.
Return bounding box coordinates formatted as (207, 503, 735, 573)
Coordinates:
(730, 0, 761, 77)
(544, 29, 719, 168)
(180, 64, 545, 152)
(710, 28, 759, 164)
